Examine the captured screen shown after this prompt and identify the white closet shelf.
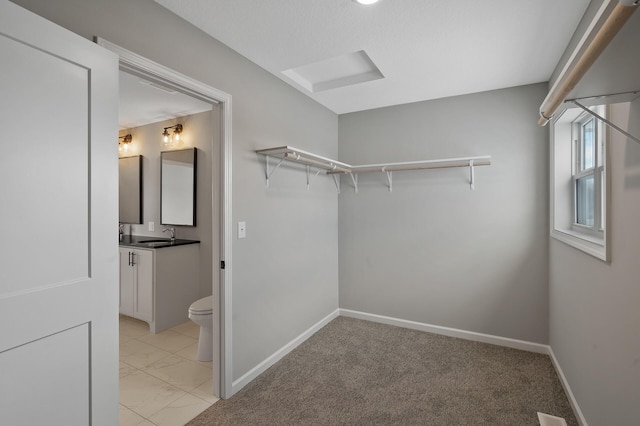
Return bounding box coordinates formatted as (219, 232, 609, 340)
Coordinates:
(255, 145, 491, 192)
(330, 156, 492, 174)
(255, 146, 351, 170)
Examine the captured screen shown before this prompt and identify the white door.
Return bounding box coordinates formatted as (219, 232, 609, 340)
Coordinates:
(0, 2, 119, 425)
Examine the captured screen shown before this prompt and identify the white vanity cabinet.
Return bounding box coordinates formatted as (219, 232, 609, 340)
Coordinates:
(119, 248, 153, 323)
(119, 243, 199, 333)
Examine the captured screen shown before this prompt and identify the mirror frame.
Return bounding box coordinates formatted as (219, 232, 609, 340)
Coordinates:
(118, 155, 143, 224)
(160, 147, 197, 226)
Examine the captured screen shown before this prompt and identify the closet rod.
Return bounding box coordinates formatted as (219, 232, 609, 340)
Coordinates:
(538, 0, 638, 125)
(283, 152, 351, 173)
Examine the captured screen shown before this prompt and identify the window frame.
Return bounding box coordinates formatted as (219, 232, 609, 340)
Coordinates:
(550, 104, 610, 262)
(571, 112, 604, 237)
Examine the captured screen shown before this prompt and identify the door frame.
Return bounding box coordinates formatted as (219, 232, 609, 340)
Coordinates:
(97, 38, 233, 398)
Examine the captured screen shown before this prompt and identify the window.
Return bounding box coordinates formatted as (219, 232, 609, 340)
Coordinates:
(551, 104, 609, 261)
(572, 113, 604, 235)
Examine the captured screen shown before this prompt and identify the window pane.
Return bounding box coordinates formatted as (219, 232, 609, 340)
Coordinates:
(576, 174, 594, 226)
(581, 119, 595, 170)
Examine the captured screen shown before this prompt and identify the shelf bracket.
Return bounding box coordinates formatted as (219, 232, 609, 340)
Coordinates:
(383, 168, 393, 192)
(265, 155, 286, 187)
(571, 100, 640, 145)
(331, 174, 341, 194)
(349, 173, 359, 194)
(306, 165, 323, 190)
(469, 159, 475, 191)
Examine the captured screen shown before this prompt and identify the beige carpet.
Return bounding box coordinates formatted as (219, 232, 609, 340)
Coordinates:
(188, 317, 577, 425)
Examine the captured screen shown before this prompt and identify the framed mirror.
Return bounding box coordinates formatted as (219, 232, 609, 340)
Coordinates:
(161, 147, 197, 226)
(119, 155, 143, 224)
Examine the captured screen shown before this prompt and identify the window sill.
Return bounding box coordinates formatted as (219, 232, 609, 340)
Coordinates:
(551, 228, 608, 262)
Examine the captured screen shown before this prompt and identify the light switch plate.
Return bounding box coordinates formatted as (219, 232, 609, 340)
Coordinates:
(238, 221, 246, 239)
(149, 221, 154, 232)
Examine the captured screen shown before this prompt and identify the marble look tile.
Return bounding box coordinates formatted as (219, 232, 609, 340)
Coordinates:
(120, 332, 135, 345)
(120, 370, 185, 418)
(175, 343, 213, 368)
(143, 355, 212, 392)
(138, 330, 198, 354)
(190, 378, 220, 405)
(175, 342, 198, 361)
(120, 361, 138, 379)
(120, 316, 152, 338)
(120, 339, 172, 369)
(170, 321, 200, 339)
(119, 404, 147, 426)
(148, 393, 212, 426)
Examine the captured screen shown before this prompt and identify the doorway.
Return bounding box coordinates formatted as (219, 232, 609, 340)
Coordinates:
(98, 39, 233, 402)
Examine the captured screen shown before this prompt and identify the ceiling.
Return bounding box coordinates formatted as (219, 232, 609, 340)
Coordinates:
(153, 0, 591, 115)
(119, 71, 212, 130)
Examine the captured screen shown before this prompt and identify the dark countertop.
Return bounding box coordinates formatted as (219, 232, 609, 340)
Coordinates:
(119, 235, 200, 249)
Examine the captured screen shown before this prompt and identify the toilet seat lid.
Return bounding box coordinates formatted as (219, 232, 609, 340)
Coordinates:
(189, 295, 213, 314)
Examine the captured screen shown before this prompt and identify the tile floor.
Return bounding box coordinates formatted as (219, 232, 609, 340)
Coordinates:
(119, 315, 219, 426)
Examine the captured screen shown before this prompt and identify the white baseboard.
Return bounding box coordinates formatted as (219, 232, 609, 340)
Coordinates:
(548, 347, 588, 426)
(231, 309, 340, 394)
(231, 307, 585, 426)
(340, 309, 550, 354)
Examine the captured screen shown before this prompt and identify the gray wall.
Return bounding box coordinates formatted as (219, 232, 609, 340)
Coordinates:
(549, 100, 640, 425)
(119, 109, 217, 298)
(12, 0, 340, 382)
(548, 4, 640, 423)
(338, 83, 550, 344)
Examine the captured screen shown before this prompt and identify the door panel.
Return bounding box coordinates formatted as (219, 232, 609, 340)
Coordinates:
(134, 249, 154, 323)
(0, 324, 90, 425)
(0, 1, 119, 425)
(0, 34, 90, 295)
(120, 248, 134, 316)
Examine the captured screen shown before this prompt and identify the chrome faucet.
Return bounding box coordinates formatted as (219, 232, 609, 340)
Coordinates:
(163, 227, 176, 242)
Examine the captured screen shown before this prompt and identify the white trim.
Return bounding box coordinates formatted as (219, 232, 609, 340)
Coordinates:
(95, 38, 234, 398)
(230, 309, 589, 424)
(339, 309, 549, 354)
(231, 309, 340, 394)
(550, 229, 606, 261)
(550, 106, 611, 263)
(548, 347, 588, 426)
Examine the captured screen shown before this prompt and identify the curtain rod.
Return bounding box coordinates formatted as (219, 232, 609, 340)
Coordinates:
(538, 0, 638, 126)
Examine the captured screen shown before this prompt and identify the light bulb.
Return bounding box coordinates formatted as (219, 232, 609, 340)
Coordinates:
(174, 132, 180, 142)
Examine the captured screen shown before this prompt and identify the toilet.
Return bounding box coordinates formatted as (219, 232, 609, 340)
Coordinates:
(188, 295, 213, 362)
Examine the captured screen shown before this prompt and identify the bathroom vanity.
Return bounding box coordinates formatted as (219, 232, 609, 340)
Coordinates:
(119, 236, 200, 333)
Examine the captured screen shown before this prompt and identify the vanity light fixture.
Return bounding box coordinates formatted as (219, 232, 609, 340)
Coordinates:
(162, 124, 183, 145)
(354, 0, 380, 4)
(118, 134, 132, 153)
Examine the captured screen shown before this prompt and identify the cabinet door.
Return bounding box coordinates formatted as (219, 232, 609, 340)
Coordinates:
(119, 248, 134, 316)
(133, 249, 154, 323)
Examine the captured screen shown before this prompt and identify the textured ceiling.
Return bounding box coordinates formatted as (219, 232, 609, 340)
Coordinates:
(154, 0, 590, 114)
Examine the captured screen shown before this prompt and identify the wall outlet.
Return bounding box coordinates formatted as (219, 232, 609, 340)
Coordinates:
(149, 221, 155, 232)
(238, 221, 246, 239)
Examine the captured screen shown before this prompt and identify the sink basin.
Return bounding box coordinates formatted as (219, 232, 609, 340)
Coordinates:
(142, 242, 173, 247)
(138, 239, 170, 243)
